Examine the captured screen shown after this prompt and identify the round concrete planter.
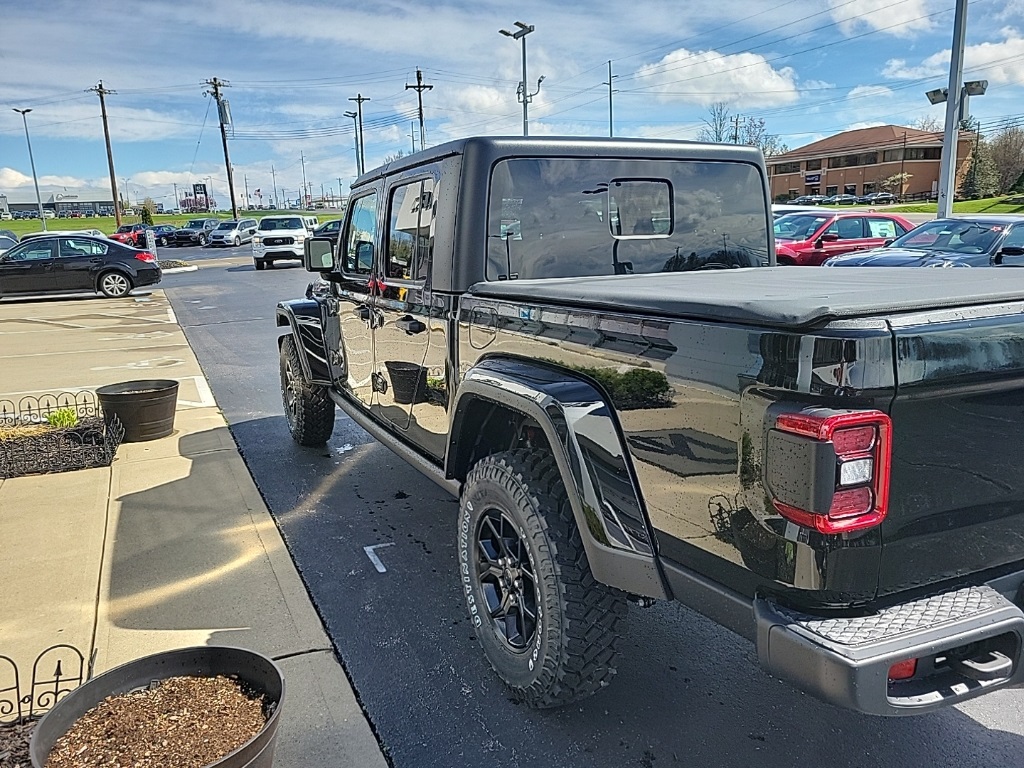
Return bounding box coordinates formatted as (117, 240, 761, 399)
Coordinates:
(30, 646, 285, 768)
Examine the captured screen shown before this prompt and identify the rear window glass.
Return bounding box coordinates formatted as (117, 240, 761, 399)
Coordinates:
(486, 158, 768, 280)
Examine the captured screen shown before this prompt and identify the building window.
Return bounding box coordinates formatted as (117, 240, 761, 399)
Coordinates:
(773, 162, 800, 174)
(805, 159, 822, 171)
(905, 147, 941, 160)
(882, 149, 901, 163)
(844, 184, 857, 195)
(826, 185, 838, 196)
(827, 152, 879, 169)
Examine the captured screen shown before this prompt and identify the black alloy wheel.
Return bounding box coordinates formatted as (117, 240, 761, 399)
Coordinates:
(475, 509, 539, 651)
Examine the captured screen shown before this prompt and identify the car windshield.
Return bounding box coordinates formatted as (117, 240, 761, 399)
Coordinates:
(0, 236, 16, 250)
(259, 218, 303, 231)
(217, 222, 237, 230)
(185, 220, 207, 229)
(773, 214, 830, 240)
(891, 219, 1004, 254)
(116, 225, 133, 233)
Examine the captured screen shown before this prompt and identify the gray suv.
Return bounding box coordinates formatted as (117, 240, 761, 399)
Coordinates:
(209, 218, 258, 247)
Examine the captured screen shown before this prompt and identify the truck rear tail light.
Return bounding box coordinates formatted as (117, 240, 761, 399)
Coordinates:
(770, 409, 892, 534)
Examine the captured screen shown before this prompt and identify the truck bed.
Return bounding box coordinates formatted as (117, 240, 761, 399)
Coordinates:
(470, 267, 1024, 330)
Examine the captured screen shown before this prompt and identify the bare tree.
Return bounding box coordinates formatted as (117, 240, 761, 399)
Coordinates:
(989, 127, 1024, 194)
(879, 173, 912, 194)
(910, 115, 943, 132)
(697, 102, 731, 143)
(741, 117, 790, 157)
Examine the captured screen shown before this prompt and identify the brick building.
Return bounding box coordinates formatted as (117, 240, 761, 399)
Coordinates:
(768, 125, 975, 201)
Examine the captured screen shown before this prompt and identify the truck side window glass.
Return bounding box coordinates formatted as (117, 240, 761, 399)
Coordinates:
(342, 192, 378, 275)
(386, 178, 436, 282)
(486, 158, 769, 280)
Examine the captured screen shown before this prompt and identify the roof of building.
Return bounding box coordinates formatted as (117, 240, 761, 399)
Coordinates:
(774, 125, 973, 162)
(0, 187, 114, 205)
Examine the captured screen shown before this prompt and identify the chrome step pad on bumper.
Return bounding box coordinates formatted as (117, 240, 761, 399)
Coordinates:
(755, 585, 1024, 716)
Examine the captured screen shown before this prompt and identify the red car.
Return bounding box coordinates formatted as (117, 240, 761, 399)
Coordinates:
(773, 212, 915, 266)
(109, 223, 147, 246)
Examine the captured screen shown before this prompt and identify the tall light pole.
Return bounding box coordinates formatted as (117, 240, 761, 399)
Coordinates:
(349, 94, 370, 175)
(603, 60, 617, 138)
(12, 109, 46, 229)
(935, 0, 968, 219)
(344, 111, 360, 175)
(499, 21, 542, 136)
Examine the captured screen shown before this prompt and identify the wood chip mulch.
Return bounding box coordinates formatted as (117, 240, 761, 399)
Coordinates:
(0, 719, 35, 768)
(43, 675, 267, 768)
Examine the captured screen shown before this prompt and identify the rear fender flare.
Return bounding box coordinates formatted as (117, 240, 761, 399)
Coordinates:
(448, 357, 669, 600)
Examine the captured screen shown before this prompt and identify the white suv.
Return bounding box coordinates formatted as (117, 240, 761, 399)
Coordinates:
(252, 215, 309, 270)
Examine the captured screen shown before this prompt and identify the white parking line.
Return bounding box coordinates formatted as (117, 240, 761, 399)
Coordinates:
(363, 543, 395, 573)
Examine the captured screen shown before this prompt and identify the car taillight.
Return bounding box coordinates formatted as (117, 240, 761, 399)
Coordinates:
(768, 408, 892, 534)
(134, 251, 157, 262)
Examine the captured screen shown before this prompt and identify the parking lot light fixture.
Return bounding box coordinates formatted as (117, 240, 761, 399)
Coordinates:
(499, 21, 539, 136)
(13, 108, 46, 231)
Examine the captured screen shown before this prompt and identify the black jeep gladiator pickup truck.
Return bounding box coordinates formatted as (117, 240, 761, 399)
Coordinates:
(277, 136, 1024, 716)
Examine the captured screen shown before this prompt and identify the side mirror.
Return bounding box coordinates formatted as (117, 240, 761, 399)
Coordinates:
(304, 237, 335, 272)
(819, 232, 840, 243)
(995, 246, 1024, 265)
(883, 238, 895, 246)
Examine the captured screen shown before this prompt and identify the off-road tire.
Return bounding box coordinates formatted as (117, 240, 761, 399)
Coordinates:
(459, 449, 627, 708)
(98, 270, 132, 298)
(280, 335, 334, 446)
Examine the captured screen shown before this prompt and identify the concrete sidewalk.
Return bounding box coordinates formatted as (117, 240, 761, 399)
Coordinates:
(0, 291, 386, 767)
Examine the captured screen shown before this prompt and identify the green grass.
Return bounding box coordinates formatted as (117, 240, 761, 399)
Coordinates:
(1, 210, 343, 239)
(813, 196, 1024, 215)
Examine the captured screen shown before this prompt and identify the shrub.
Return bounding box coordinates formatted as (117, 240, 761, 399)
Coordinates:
(45, 408, 79, 429)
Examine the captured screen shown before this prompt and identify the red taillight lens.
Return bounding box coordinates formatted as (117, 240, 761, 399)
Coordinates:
(134, 251, 156, 263)
(888, 658, 917, 680)
(772, 409, 892, 534)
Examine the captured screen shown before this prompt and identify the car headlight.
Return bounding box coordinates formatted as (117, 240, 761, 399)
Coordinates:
(253, 236, 262, 245)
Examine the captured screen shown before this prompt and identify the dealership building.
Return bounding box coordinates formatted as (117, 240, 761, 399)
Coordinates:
(768, 125, 975, 201)
(0, 187, 116, 216)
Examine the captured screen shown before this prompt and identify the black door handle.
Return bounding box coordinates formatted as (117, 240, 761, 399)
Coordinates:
(396, 315, 426, 334)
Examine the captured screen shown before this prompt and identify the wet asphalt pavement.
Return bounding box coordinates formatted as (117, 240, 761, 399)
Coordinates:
(158, 244, 1024, 768)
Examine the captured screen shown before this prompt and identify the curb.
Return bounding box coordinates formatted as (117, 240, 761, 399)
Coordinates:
(160, 265, 198, 274)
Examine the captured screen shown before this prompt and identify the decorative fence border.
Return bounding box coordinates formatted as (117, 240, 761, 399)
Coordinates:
(0, 645, 89, 724)
(0, 392, 123, 479)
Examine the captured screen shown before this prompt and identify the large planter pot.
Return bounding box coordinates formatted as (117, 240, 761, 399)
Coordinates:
(383, 361, 428, 405)
(96, 379, 179, 442)
(30, 646, 285, 768)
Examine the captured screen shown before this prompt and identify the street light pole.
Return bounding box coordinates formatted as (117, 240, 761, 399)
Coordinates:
(12, 108, 46, 230)
(499, 21, 540, 137)
(344, 111, 360, 176)
(936, 0, 968, 219)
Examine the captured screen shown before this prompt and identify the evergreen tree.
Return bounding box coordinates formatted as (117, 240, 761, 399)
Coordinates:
(959, 139, 999, 199)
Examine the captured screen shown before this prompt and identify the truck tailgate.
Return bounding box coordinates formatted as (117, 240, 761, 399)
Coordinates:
(881, 305, 1024, 597)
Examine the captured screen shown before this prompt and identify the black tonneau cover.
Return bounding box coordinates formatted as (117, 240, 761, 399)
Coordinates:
(469, 267, 1024, 329)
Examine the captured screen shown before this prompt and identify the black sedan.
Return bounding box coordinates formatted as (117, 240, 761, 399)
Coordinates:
(824, 216, 1024, 267)
(150, 224, 177, 246)
(0, 234, 161, 299)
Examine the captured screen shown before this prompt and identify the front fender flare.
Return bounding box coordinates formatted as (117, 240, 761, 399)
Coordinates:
(276, 299, 330, 385)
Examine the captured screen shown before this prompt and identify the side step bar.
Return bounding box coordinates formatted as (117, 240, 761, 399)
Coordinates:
(755, 584, 1024, 716)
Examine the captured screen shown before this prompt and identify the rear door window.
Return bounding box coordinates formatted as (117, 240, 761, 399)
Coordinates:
(386, 177, 435, 283)
(486, 158, 768, 280)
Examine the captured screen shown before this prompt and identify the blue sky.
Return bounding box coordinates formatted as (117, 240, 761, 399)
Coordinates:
(1, 0, 1022, 209)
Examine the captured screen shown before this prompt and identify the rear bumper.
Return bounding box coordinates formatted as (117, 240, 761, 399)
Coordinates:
(755, 574, 1024, 716)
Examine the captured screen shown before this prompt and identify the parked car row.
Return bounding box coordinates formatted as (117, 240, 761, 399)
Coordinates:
(789, 192, 899, 206)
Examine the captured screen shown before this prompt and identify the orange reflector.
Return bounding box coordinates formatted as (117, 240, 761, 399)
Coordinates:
(888, 658, 917, 680)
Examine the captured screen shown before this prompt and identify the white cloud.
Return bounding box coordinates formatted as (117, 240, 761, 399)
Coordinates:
(635, 48, 800, 107)
(847, 85, 895, 100)
(883, 30, 1024, 86)
(828, 0, 937, 37)
(0, 168, 33, 188)
(845, 121, 888, 131)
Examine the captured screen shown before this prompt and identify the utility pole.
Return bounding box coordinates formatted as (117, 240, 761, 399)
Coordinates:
(349, 94, 370, 174)
(344, 111, 360, 176)
(899, 132, 907, 200)
(732, 114, 742, 144)
(243, 175, 250, 212)
(122, 178, 130, 209)
(337, 177, 343, 208)
(271, 165, 279, 210)
(300, 151, 308, 209)
(86, 81, 121, 227)
(12, 109, 46, 229)
(499, 22, 542, 136)
(203, 77, 238, 219)
(405, 68, 433, 149)
(603, 60, 617, 137)
(321, 182, 325, 206)
(409, 122, 417, 153)
(173, 182, 179, 211)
